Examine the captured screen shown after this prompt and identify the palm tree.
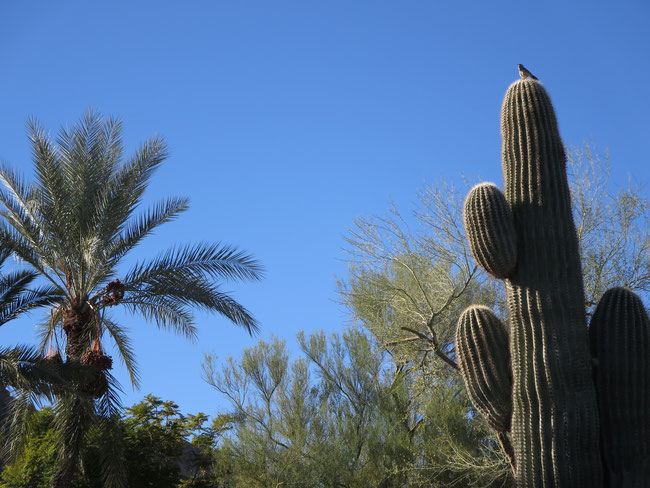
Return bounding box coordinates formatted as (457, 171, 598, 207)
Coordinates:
(0, 111, 264, 487)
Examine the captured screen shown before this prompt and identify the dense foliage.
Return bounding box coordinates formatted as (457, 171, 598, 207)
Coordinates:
(3, 335, 511, 488)
(1, 395, 223, 488)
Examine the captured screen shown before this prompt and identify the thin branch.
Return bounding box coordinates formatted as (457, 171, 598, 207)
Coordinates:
(400, 326, 458, 371)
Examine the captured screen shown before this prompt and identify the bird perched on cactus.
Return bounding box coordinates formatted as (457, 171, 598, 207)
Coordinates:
(518, 63, 538, 80)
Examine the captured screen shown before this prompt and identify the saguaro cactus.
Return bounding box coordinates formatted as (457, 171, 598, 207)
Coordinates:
(457, 79, 603, 487)
(455, 78, 650, 487)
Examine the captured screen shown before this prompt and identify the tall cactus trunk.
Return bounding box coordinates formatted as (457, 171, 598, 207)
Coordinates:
(501, 80, 602, 486)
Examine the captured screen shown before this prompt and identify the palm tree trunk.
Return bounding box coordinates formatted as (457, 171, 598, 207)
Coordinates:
(62, 306, 91, 360)
(51, 456, 75, 488)
(53, 306, 92, 488)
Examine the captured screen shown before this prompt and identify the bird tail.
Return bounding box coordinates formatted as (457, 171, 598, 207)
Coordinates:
(531, 74, 539, 80)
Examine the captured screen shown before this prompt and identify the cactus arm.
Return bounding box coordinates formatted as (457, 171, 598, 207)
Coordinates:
(456, 305, 515, 473)
(463, 183, 517, 279)
(589, 287, 650, 486)
(455, 305, 512, 433)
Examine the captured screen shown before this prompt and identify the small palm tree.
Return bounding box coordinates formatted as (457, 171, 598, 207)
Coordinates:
(0, 111, 263, 487)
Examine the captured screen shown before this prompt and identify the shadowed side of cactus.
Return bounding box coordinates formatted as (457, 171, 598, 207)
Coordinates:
(589, 287, 650, 486)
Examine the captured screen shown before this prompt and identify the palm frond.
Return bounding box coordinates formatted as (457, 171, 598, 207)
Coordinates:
(53, 392, 95, 478)
(36, 309, 62, 352)
(103, 319, 140, 389)
(110, 196, 189, 261)
(204, 290, 259, 333)
(95, 371, 123, 419)
(60, 124, 107, 272)
(88, 196, 190, 288)
(121, 296, 198, 340)
(0, 167, 46, 252)
(0, 165, 69, 277)
(0, 165, 39, 228)
(0, 346, 94, 463)
(0, 345, 91, 396)
(0, 269, 41, 320)
(0, 345, 55, 396)
(127, 272, 222, 308)
(1, 388, 38, 463)
(57, 110, 113, 194)
(128, 273, 259, 334)
(0, 276, 62, 326)
(0, 224, 64, 291)
(97, 414, 127, 488)
(0, 245, 11, 268)
(115, 135, 168, 205)
(124, 242, 264, 286)
(29, 117, 66, 192)
(89, 135, 169, 248)
(0, 165, 73, 292)
(28, 118, 76, 253)
(0, 268, 38, 300)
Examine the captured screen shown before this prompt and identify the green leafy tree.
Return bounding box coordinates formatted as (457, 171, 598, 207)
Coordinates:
(0, 111, 263, 487)
(1, 408, 61, 488)
(1, 396, 227, 488)
(204, 330, 508, 487)
(343, 146, 650, 368)
(568, 145, 650, 311)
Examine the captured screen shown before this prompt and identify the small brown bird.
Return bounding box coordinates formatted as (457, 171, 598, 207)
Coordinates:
(518, 64, 538, 80)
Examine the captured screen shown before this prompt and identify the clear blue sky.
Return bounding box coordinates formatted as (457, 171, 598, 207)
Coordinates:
(1, 1, 648, 415)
